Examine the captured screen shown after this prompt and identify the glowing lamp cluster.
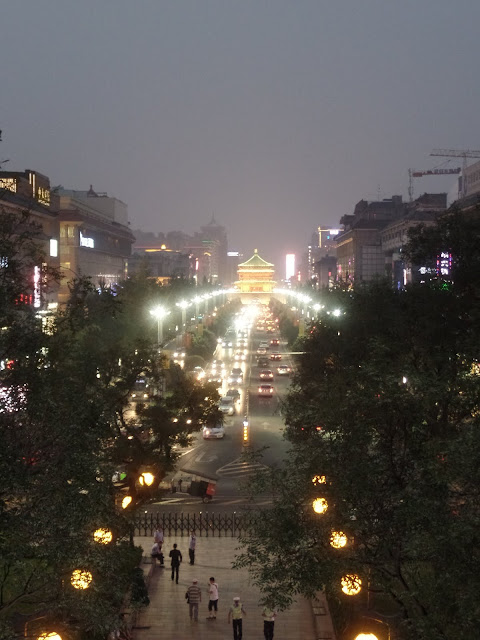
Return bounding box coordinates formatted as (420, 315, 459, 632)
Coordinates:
(37, 634, 62, 640)
(93, 528, 113, 544)
(341, 574, 362, 596)
(312, 474, 326, 485)
(330, 531, 347, 549)
(312, 497, 328, 514)
(355, 634, 379, 640)
(139, 472, 155, 487)
(71, 569, 93, 590)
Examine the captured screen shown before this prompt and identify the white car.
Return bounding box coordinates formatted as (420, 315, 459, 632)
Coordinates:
(228, 368, 243, 384)
(202, 424, 225, 439)
(218, 396, 235, 415)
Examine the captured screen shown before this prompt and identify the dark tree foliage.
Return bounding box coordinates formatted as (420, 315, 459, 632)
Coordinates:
(0, 212, 222, 638)
(237, 211, 480, 640)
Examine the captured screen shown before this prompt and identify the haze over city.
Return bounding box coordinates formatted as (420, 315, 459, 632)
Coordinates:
(2, 0, 479, 268)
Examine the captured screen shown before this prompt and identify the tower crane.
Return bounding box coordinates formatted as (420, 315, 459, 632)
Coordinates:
(430, 149, 480, 197)
(408, 167, 461, 202)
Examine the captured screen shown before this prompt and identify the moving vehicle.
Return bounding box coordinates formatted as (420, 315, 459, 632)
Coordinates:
(226, 388, 241, 401)
(256, 347, 267, 356)
(258, 384, 274, 397)
(234, 349, 247, 361)
(130, 376, 151, 402)
(270, 352, 282, 361)
(257, 356, 269, 368)
(270, 338, 279, 346)
(259, 369, 274, 380)
(218, 396, 235, 415)
(202, 424, 225, 439)
(228, 368, 243, 384)
(277, 364, 292, 376)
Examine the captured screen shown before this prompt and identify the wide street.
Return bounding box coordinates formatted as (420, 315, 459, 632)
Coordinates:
(146, 322, 293, 514)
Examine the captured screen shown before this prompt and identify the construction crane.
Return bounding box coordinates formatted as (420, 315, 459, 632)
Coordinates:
(430, 149, 480, 197)
(408, 167, 461, 201)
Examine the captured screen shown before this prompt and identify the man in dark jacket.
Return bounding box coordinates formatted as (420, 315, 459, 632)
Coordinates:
(169, 543, 182, 583)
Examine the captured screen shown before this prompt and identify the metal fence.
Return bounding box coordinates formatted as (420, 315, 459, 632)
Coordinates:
(133, 511, 258, 537)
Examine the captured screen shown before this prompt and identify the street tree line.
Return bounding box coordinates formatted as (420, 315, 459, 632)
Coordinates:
(0, 208, 231, 639)
(237, 208, 480, 640)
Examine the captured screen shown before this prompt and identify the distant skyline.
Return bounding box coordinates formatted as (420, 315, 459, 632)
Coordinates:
(2, 1, 479, 268)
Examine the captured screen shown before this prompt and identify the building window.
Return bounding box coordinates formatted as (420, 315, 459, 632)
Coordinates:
(49, 239, 58, 257)
(67, 226, 75, 238)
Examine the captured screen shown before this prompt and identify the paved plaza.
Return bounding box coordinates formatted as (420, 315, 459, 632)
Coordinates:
(132, 535, 318, 640)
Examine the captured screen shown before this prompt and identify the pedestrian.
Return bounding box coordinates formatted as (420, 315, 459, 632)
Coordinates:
(178, 477, 183, 492)
(186, 578, 202, 621)
(150, 542, 164, 566)
(228, 596, 246, 640)
(153, 525, 164, 546)
(188, 530, 196, 565)
(207, 576, 219, 619)
(169, 543, 182, 583)
(262, 605, 277, 640)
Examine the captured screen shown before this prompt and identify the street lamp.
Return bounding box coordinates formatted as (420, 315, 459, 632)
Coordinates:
(71, 569, 93, 590)
(312, 497, 328, 514)
(139, 472, 155, 487)
(176, 300, 189, 329)
(355, 635, 379, 640)
(37, 634, 62, 640)
(341, 574, 362, 596)
(150, 306, 170, 345)
(93, 528, 113, 544)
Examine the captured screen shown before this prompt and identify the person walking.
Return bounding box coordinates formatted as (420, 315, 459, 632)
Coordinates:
(188, 530, 196, 565)
(206, 576, 219, 619)
(262, 605, 277, 640)
(186, 579, 202, 621)
(169, 543, 182, 583)
(150, 542, 163, 566)
(228, 596, 246, 640)
(153, 525, 164, 547)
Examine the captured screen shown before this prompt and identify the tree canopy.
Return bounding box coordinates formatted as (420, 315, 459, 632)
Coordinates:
(237, 210, 480, 640)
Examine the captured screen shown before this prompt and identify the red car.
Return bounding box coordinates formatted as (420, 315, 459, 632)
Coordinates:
(270, 352, 282, 361)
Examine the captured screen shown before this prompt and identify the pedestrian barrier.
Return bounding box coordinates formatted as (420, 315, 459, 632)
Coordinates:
(133, 511, 259, 537)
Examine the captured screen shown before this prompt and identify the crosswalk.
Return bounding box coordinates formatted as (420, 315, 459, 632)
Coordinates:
(216, 456, 268, 479)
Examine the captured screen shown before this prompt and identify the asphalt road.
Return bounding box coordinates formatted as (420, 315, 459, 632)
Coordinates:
(147, 327, 294, 514)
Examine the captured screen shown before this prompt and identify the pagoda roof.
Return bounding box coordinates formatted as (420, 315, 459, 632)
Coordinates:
(238, 249, 274, 268)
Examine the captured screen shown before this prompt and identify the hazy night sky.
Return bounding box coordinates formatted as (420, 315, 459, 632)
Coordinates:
(1, 1, 479, 269)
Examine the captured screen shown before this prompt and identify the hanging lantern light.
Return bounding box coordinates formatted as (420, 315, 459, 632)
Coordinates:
(330, 531, 347, 549)
(71, 569, 93, 590)
(341, 574, 362, 596)
(93, 528, 113, 544)
(312, 497, 328, 514)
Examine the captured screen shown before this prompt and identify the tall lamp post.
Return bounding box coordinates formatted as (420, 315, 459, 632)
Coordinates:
(150, 306, 170, 346)
(176, 300, 189, 329)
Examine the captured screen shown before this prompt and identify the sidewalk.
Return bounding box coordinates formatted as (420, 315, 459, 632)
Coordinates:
(132, 535, 318, 640)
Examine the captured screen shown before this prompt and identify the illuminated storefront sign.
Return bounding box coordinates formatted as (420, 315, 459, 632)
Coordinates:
(33, 266, 41, 308)
(80, 232, 94, 249)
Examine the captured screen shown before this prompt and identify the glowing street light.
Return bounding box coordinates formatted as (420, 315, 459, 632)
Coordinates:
(332, 308, 342, 317)
(355, 635, 379, 640)
(122, 495, 133, 509)
(150, 306, 170, 345)
(341, 574, 362, 595)
(330, 531, 348, 549)
(71, 569, 93, 590)
(93, 528, 113, 544)
(312, 475, 326, 485)
(139, 472, 155, 487)
(176, 300, 189, 328)
(312, 497, 328, 514)
(37, 634, 63, 640)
